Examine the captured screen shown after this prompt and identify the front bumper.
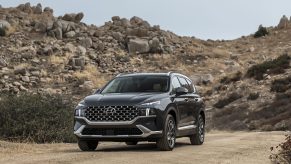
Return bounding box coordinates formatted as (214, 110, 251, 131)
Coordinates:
(74, 116, 163, 140)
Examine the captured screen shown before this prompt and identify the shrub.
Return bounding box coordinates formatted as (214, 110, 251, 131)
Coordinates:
(254, 25, 269, 38)
(271, 76, 291, 93)
(246, 54, 290, 80)
(0, 27, 6, 37)
(213, 92, 243, 108)
(247, 92, 260, 100)
(220, 71, 242, 84)
(0, 93, 76, 143)
(270, 135, 291, 164)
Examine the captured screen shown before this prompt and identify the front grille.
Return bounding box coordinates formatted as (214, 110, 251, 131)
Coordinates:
(81, 128, 143, 135)
(84, 106, 139, 122)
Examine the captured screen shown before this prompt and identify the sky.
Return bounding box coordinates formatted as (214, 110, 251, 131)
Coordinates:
(1, 0, 291, 40)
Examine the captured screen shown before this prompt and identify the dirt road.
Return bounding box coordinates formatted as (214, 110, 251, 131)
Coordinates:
(0, 131, 287, 164)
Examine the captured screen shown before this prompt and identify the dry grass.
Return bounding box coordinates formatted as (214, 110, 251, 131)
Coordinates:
(73, 64, 108, 88)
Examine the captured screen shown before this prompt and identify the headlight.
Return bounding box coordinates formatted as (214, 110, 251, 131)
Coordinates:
(141, 101, 160, 106)
(75, 108, 86, 117)
(140, 108, 156, 116)
(75, 101, 86, 116)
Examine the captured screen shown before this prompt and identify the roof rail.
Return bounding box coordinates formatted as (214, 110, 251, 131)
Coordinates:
(167, 71, 173, 76)
(116, 73, 126, 77)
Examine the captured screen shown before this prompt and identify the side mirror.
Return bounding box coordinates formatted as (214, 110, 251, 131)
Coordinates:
(175, 87, 188, 95)
(94, 89, 101, 94)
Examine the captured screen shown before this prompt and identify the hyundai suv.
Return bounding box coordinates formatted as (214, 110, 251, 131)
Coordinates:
(74, 72, 205, 151)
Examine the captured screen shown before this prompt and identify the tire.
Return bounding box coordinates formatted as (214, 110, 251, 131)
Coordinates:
(190, 114, 205, 145)
(125, 141, 138, 145)
(157, 114, 176, 151)
(78, 139, 98, 151)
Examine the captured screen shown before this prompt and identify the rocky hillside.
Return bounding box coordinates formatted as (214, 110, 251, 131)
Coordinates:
(0, 3, 290, 131)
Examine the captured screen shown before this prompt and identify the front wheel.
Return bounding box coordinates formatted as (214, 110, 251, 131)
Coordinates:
(157, 114, 176, 151)
(190, 114, 205, 145)
(78, 139, 98, 151)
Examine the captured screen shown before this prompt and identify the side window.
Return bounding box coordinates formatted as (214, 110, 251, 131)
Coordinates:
(186, 79, 195, 93)
(178, 77, 191, 93)
(171, 76, 181, 92)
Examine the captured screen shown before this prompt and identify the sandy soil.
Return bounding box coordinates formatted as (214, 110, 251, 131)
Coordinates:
(0, 131, 288, 164)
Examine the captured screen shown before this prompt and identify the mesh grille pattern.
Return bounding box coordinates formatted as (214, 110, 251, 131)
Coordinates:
(81, 128, 143, 135)
(84, 106, 139, 122)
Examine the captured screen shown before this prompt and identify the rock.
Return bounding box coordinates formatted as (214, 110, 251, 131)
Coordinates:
(31, 70, 40, 76)
(0, 57, 7, 67)
(13, 81, 22, 86)
(65, 31, 76, 38)
(23, 2, 32, 13)
(249, 47, 255, 52)
(21, 76, 30, 82)
(19, 85, 28, 91)
(190, 74, 214, 85)
(149, 37, 162, 53)
(93, 30, 103, 37)
(34, 22, 47, 33)
(76, 46, 86, 56)
(62, 12, 84, 23)
(39, 46, 53, 56)
(111, 16, 120, 22)
(112, 32, 123, 42)
(33, 3, 42, 14)
(0, 20, 11, 30)
(64, 43, 76, 52)
(120, 18, 131, 27)
(126, 28, 148, 37)
(128, 38, 150, 54)
(70, 57, 85, 69)
(54, 27, 62, 39)
(93, 42, 105, 51)
(14, 67, 27, 76)
(130, 16, 150, 28)
(43, 7, 53, 14)
(79, 37, 92, 48)
(230, 54, 241, 61)
(277, 15, 289, 29)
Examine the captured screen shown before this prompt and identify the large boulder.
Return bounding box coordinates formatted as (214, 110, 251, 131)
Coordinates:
(128, 38, 150, 54)
(43, 7, 53, 14)
(62, 12, 84, 23)
(0, 20, 11, 30)
(149, 37, 162, 53)
(33, 3, 42, 14)
(278, 15, 289, 29)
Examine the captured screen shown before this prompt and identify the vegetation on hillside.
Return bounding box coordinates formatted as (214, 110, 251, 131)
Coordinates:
(246, 54, 290, 80)
(0, 93, 75, 143)
(270, 135, 291, 164)
(254, 25, 269, 38)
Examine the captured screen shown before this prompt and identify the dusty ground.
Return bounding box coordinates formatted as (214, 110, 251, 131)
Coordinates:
(0, 131, 288, 164)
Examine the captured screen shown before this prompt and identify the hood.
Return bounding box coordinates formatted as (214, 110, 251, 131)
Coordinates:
(84, 93, 165, 106)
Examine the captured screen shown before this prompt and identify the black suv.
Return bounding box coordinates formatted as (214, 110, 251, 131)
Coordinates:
(74, 72, 205, 151)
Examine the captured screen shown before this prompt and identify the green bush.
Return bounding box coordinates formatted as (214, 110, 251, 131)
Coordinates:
(271, 76, 291, 93)
(213, 92, 243, 109)
(254, 25, 269, 38)
(246, 54, 290, 80)
(0, 93, 76, 143)
(0, 27, 6, 37)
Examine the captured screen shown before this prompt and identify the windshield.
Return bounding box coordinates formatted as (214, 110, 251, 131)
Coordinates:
(101, 76, 170, 93)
